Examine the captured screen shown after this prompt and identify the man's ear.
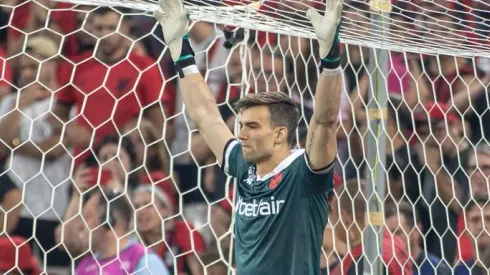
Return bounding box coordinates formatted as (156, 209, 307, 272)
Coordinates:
(274, 127, 288, 144)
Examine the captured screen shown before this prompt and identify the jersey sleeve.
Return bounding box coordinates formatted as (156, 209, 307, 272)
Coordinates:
(300, 152, 335, 194)
(220, 139, 247, 178)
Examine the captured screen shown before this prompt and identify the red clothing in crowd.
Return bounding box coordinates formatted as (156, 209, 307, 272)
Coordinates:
(56, 51, 176, 165)
(155, 220, 206, 274)
(456, 213, 474, 263)
(0, 236, 40, 274)
(9, 1, 78, 55)
(330, 230, 412, 275)
(0, 48, 12, 87)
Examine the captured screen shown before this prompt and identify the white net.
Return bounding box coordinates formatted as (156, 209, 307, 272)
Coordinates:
(0, 0, 489, 274)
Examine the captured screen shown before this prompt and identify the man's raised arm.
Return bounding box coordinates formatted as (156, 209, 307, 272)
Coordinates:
(154, 0, 233, 164)
(305, 0, 343, 170)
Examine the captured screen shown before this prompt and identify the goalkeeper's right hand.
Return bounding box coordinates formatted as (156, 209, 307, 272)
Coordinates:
(153, 0, 190, 62)
(307, 0, 343, 69)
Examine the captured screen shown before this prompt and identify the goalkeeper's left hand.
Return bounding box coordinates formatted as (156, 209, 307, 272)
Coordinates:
(306, 0, 343, 61)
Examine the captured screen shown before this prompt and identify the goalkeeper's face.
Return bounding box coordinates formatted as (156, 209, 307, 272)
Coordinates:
(238, 106, 287, 163)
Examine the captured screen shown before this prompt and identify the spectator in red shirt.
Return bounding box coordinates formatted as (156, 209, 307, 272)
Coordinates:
(52, 6, 175, 167)
(0, 236, 40, 275)
(133, 184, 206, 275)
(328, 179, 413, 275)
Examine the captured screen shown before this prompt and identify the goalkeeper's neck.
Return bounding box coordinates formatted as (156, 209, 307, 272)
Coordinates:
(255, 147, 292, 178)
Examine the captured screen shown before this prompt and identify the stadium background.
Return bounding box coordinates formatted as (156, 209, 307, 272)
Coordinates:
(0, 0, 490, 274)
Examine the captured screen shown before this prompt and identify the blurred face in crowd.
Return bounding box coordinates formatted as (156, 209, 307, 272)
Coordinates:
(92, 11, 130, 60)
(469, 151, 490, 195)
(98, 143, 132, 183)
(133, 191, 171, 234)
(248, 48, 284, 93)
(467, 204, 490, 252)
(18, 54, 56, 88)
(75, 6, 97, 46)
(432, 120, 461, 153)
(385, 213, 420, 250)
(328, 194, 354, 244)
(122, 120, 157, 168)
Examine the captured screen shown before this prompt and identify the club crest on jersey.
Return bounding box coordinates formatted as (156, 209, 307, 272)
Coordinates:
(244, 166, 257, 186)
(269, 172, 282, 189)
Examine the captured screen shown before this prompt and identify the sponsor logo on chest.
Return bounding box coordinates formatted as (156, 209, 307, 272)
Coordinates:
(235, 196, 285, 217)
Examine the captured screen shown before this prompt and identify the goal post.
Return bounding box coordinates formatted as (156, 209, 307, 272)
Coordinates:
(0, 0, 490, 274)
(363, 2, 390, 274)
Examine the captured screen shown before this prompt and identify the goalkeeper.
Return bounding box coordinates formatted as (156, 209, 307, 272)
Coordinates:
(154, 0, 342, 273)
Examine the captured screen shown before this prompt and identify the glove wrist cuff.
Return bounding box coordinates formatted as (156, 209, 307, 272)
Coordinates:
(320, 26, 341, 70)
(320, 42, 340, 70)
(174, 34, 197, 78)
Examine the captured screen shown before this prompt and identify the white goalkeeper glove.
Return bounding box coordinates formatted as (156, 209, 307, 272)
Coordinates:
(153, 0, 190, 62)
(306, 0, 343, 62)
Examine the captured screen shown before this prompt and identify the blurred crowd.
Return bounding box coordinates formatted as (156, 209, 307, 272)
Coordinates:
(0, 0, 489, 274)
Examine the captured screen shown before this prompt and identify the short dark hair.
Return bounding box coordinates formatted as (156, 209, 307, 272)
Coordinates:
(385, 201, 418, 228)
(234, 92, 300, 146)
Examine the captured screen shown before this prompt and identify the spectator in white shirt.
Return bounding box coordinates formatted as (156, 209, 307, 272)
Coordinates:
(0, 35, 72, 267)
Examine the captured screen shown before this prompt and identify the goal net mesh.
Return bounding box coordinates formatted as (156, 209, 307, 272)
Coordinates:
(0, 0, 489, 274)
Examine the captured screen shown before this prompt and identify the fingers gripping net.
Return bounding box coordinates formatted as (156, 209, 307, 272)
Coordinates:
(42, 0, 490, 58)
(0, 0, 490, 274)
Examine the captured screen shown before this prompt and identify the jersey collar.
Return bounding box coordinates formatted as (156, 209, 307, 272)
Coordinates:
(256, 149, 304, 181)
